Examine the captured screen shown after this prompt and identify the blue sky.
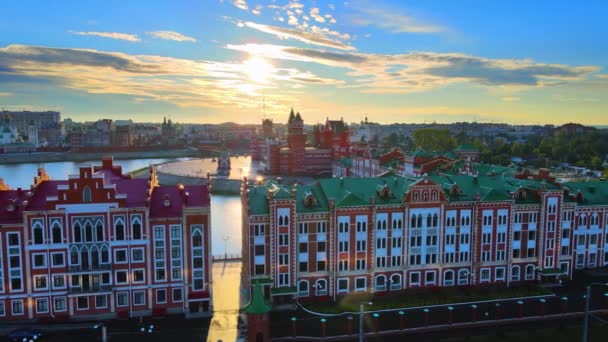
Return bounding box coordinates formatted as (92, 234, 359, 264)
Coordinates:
(0, 0, 606, 125)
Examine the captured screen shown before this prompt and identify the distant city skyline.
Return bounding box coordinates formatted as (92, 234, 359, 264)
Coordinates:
(1, 0, 607, 125)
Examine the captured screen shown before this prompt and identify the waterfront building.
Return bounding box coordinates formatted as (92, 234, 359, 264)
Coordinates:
(262, 109, 350, 176)
(0, 157, 212, 320)
(241, 165, 608, 302)
(0, 110, 64, 146)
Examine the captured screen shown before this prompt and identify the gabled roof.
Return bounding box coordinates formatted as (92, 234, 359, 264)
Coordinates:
(562, 181, 608, 206)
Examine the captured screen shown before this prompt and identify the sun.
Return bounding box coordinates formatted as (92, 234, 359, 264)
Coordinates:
(242, 56, 275, 84)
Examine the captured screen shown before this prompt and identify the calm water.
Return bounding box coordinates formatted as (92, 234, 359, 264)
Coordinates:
(0, 159, 242, 256)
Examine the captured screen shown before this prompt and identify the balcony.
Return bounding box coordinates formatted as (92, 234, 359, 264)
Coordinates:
(69, 285, 113, 295)
(68, 264, 112, 273)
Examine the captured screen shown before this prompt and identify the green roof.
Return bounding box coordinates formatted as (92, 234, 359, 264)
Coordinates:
(271, 286, 297, 295)
(251, 277, 273, 285)
(335, 157, 352, 167)
(562, 181, 608, 206)
(456, 143, 477, 151)
(243, 284, 271, 314)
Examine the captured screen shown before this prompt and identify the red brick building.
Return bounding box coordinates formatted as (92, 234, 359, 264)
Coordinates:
(0, 157, 212, 320)
(242, 166, 608, 302)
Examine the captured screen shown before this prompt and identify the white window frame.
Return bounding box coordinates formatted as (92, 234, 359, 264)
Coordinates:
(51, 252, 65, 267)
(131, 247, 145, 263)
(337, 278, 349, 294)
(32, 253, 47, 269)
(12, 299, 24, 315)
(116, 292, 129, 307)
(172, 288, 183, 302)
(156, 289, 167, 304)
(354, 277, 367, 292)
(115, 270, 128, 285)
(34, 275, 48, 290)
(133, 290, 146, 306)
(114, 249, 128, 264)
(480, 268, 491, 283)
(36, 297, 49, 314)
(132, 268, 145, 284)
(54, 297, 67, 312)
(53, 274, 66, 289)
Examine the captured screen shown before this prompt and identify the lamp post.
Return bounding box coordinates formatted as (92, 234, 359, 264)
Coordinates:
(93, 323, 107, 342)
(582, 283, 608, 342)
(223, 236, 229, 259)
(359, 301, 373, 342)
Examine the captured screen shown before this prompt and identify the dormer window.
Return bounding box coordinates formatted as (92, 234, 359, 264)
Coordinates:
(163, 194, 171, 207)
(303, 192, 316, 207)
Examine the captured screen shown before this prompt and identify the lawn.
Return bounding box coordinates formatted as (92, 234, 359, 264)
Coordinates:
(303, 284, 551, 314)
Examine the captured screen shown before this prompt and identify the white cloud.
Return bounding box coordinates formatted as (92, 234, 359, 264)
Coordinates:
(0, 44, 340, 115)
(288, 15, 299, 26)
(237, 21, 354, 50)
(148, 31, 196, 42)
(252, 5, 262, 15)
(226, 43, 600, 93)
(349, 5, 443, 33)
(69, 30, 140, 42)
(310, 8, 325, 23)
(232, 0, 248, 10)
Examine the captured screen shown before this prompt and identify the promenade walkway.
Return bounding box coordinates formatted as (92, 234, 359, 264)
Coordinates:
(207, 260, 245, 342)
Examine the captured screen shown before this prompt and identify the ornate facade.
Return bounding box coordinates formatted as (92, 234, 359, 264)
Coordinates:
(242, 167, 608, 301)
(0, 157, 212, 320)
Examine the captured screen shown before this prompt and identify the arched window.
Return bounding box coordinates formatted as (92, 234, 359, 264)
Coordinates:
(132, 219, 142, 240)
(432, 213, 438, 227)
(443, 270, 455, 286)
(115, 220, 125, 241)
(191, 228, 205, 290)
(32, 224, 44, 244)
(52, 223, 62, 243)
(278, 216, 284, 226)
(423, 192, 429, 201)
(426, 214, 432, 227)
(100, 245, 109, 264)
(315, 279, 327, 296)
(398, 219, 402, 229)
(95, 221, 103, 241)
(511, 265, 520, 281)
(85, 222, 93, 242)
(525, 265, 535, 280)
(375, 275, 386, 291)
(73, 222, 82, 242)
(90, 246, 99, 268)
(411, 215, 417, 228)
(390, 274, 401, 290)
(83, 186, 92, 203)
(382, 220, 387, 230)
(298, 280, 309, 297)
(458, 269, 469, 285)
(431, 191, 438, 201)
(284, 215, 289, 226)
(80, 246, 89, 268)
(417, 214, 422, 228)
(70, 246, 79, 265)
(192, 230, 203, 247)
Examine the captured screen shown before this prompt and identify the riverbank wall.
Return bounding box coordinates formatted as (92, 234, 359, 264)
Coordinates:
(0, 149, 201, 165)
(153, 170, 241, 195)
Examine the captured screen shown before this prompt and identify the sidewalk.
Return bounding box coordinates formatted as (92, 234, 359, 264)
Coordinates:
(207, 260, 245, 342)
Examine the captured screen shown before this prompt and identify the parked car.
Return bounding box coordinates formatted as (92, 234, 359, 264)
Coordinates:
(7, 328, 43, 342)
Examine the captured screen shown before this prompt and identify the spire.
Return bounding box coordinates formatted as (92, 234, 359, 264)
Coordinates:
(288, 108, 295, 122)
(295, 111, 302, 121)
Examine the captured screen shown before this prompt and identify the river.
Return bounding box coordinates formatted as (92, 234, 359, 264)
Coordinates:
(0, 159, 242, 256)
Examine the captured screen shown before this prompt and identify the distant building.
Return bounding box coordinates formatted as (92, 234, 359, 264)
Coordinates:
(265, 109, 350, 176)
(0, 157, 212, 320)
(1, 110, 64, 146)
(555, 123, 595, 136)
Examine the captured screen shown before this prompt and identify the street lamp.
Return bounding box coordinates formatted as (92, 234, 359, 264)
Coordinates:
(223, 236, 229, 259)
(93, 323, 107, 342)
(140, 324, 155, 334)
(359, 301, 373, 342)
(582, 282, 608, 342)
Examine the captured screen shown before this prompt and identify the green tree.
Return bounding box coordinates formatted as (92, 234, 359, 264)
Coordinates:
(412, 128, 456, 152)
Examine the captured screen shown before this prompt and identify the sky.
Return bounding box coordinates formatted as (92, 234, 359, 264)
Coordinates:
(0, 0, 607, 125)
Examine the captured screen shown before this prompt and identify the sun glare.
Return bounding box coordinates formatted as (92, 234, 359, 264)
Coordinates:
(242, 56, 275, 84)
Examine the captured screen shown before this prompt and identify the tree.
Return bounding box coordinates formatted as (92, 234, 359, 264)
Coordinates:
(412, 128, 456, 152)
